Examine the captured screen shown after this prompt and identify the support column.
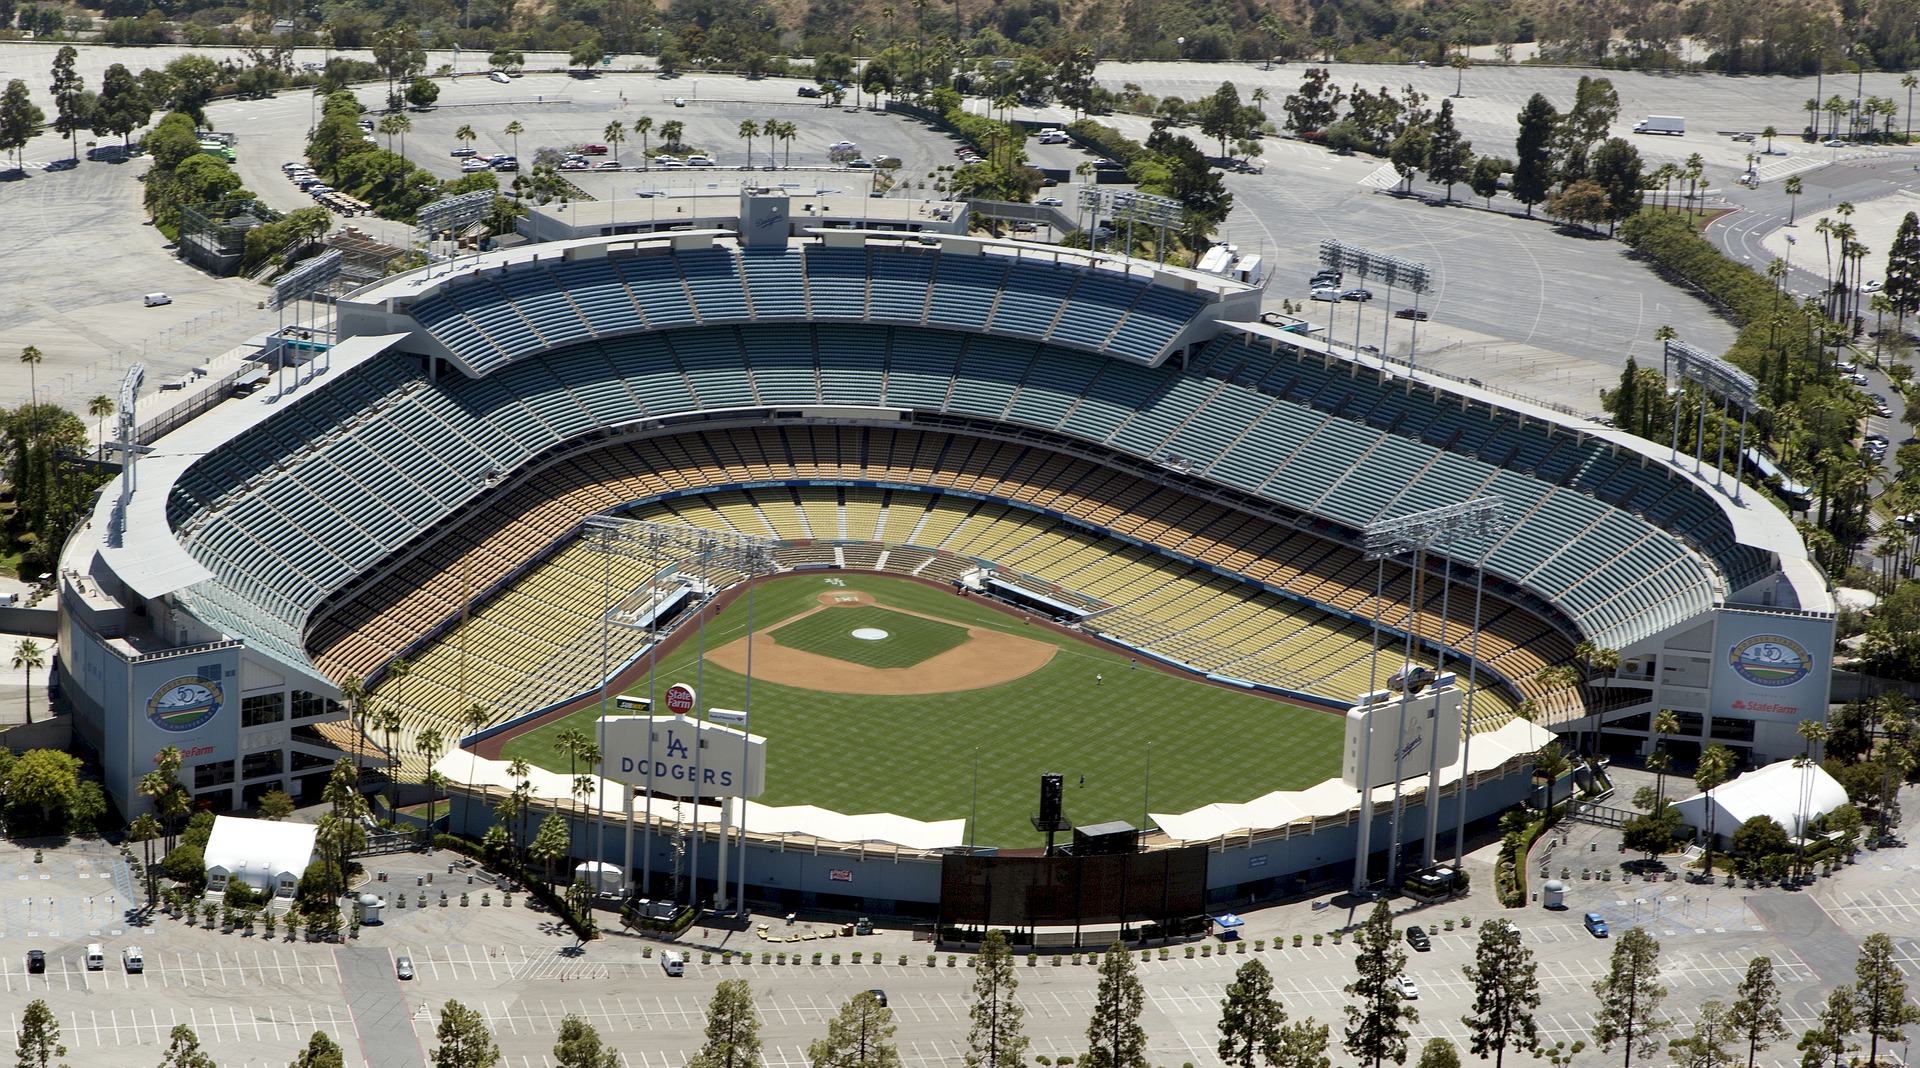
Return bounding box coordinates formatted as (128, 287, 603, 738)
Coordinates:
(715, 800, 732, 912)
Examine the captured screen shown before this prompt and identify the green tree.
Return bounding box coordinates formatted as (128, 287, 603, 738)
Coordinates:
(1727, 957, 1789, 1068)
(1591, 927, 1668, 1068)
(1548, 178, 1612, 233)
(503, 121, 524, 164)
(1695, 744, 1737, 876)
(1668, 1001, 1732, 1068)
(1534, 741, 1572, 823)
(1276, 1020, 1333, 1068)
(257, 789, 295, 821)
(158, 1025, 216, 1068)
(1218, 958, 1287, 1068)
(1729, 816, 1790, 876)
(1590, 137, 1645, 233)
(690, 980, 762, 1068)
(432, 1000, 500, 1068)
(1468, 155, 1505, 208)
(1415, 1038, 1460, 1068)
(530, 811, 570, 888)
(162, 54, 221, 126)
(13, 637, 43, 726)
(807, 990, 900, 1068)
(1389, 127, 1430, 193)
(1086, 941, 1148, 1068)
(1461, 919, 1539, 1068)
(1796, 986, 1858, 1068)
(407, 77, 440, 109)
(50, 45, 88, 162)
(1854, 933, 1920, 1068)
(92, 62, 149, 150)
(289, 1030, 346, 1068)
(0, 80, 45, 171)
(1282, 67, 1343, 134)
(7, 749, 81, 825)
(553, 1015, 618, 1068)
(16, 998, 65, 1068)
(1511, 93, 1559, 217)
(1887, 211, 1920, 328)
(965, 930, 1028, 1068)
(1199, 80, 1246, 159)
(1345, 899, 1416, 1068)
(570, 37, 607, 71)
(1423, 98, 1473, 201)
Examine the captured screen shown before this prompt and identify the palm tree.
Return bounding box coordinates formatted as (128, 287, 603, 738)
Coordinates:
(378, 112, 406, 155)
(1650, 709, 1680, 808)
(454, 123, 477, 154)
(377, 705, 403, 816)
(503, 120, 525, 162)
(737, 119, 758, 168)
(130, 812, 162, 905)
(1696, 743, 1737, 878)
(633, 116, 653, 166)
(418, 727, 445, 836)
(461, 700, 489, 826)
(660, 119, 684, 148)
(1534, 741, 1572, 825)
(339, 674, 366, 782)
(1904, 74, 1917, 143)
(602, 120, 626, 163)
(1785, 175, 1802, 225)
(506, 757, 533, 858)
(12, 638, 43, 725)
(1761, 125, 1777, 155)
(88, 394, 114, 459)
(771, 119, 798, 167)
(19, 345, 42, 413)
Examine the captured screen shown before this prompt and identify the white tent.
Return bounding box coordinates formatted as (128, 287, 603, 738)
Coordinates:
(203, 816, 319, 898)
(1673, 759, 1849, 844)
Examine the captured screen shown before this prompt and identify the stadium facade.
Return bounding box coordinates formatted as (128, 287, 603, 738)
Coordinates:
(57, 189, 1832, 911)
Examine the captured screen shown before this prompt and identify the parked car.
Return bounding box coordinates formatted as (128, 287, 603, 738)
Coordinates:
(830, 140, 859, 153)
(673, 96, 687, 107)
(797, 85, 822, 97)
(488, 70, 511, 83)
(27, 950, 44, 974)
(583, 143, 608, 155)
(1036, 196, 1064, 206)
(1847, 372, 1869, 385)
(1311, 287, 1344, 302)
(1732, 132, 1757, 142)
(1396, 976, 1419, 999)
(1342, 287, 1374, 302)
(1092, 158, 1125, 171)
(450, 147, 477, 157)
(595, 160, 621, 170)
(559, 159, 588, 170)
(1862, 279, 1885, 293)
(1405, 926, 1431, 951)
(867, 989, 888, 1007)
(848, 158, 874, 168)
(1394, 307, 1430, 321)
(460, 158, 491, 172)
(687, 154, 717, 167)
(1584, 912, 1609, 937)
(1823, 138, 1849, 147)
(396, 955, 414, 980)
(492, 160, 518, 171)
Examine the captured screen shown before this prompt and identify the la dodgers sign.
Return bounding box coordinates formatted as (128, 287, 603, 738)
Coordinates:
(598, 714, 767, 798)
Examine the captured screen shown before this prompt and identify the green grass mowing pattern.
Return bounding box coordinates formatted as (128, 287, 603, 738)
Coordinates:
(499, 572, 1345, 847)
(768, 605, 970, 668)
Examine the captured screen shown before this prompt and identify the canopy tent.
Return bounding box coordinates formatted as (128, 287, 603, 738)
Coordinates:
(1673, 759, 1848, 842)
(203, 815, 319, 898)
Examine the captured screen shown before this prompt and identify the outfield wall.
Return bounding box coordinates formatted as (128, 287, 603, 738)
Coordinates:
(438, 756, 1533, 919)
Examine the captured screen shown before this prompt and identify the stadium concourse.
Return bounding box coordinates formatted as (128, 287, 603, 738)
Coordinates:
(56, 187, 1832, 915)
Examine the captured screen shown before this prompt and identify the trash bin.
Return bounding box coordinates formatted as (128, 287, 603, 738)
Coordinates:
(1542, 879, 1566, 909)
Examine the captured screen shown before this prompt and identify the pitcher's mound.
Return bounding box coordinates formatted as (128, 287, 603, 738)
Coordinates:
(707, 598, 1055, 695)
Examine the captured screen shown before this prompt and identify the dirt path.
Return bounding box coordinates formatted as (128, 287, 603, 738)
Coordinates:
(703, 590, 1057, 694)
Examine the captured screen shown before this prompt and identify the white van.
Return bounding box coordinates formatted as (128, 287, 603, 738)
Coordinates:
(142, 293, 171, 307)
(85, 944, 103, 970)
(661, 951, 685, 976)
(122, 946, 143, 973)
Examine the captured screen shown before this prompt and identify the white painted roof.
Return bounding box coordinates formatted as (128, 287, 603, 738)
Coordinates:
(1672, 759, 1849, 837)
(203, 815, 320, 882)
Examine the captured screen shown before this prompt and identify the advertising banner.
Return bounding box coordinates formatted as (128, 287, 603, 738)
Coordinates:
(129, 648, 241, 777)
(1709, 610, 1835, 722)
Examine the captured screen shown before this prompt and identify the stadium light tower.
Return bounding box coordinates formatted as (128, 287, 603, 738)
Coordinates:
(1664, 337, 1760, 502)
(1320, 238, 1432, 369)
(1359, 497, 1505, 890)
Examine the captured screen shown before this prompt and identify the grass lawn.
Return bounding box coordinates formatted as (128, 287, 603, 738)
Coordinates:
(499, 573, 1344, 847)
(769, 605, 969, 668)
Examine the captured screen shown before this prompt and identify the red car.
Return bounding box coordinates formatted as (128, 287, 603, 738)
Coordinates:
(583, 143, 608, 155)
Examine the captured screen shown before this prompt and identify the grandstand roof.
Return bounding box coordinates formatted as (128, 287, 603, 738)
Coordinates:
(1150, 718, 1555, 843)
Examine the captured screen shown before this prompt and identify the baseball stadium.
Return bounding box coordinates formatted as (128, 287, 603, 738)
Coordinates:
(57, 189, 1832, 919)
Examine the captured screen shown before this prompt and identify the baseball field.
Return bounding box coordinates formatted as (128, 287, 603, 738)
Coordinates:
(497, 571, 1346, 847)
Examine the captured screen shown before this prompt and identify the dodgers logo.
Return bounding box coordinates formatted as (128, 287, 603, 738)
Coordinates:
(1728, 635, 1811, 688)
(147, 676, 223, 733)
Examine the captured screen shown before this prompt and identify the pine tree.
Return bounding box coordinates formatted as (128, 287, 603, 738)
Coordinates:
(49, 45, 86, 162)
(1423, 99, 1474, 201)
(1854, 933, 1920, 1068)
(16, 999, 64, 1068)
(807, 990, 900, 1068)
(432, 1000, 501, 1068)
(691, 980, 762, 1068)
(1085, 941, 1148, 1068)
(1512, 93, 1559, 217)
(1726, 957, 1789, 1068)
(1415, 1038, 1461, 1068)
(1218, 958, 1288, 1068)
(1276, 1020, 1333, 1068)
(1667, 1000, 1731, 1068)
(554, 1015, 619, 1068)
(1590, 137, 1645, 234)
(1461, 919, 1540, 1068)
(1796, 985, 1858, 1068)
(0, 79, 46, 172)
(1345, 899, 1416, 1068)
(1591, 928, 1668, 1068)
(289, 1031, 346, 1068)
(1886, 211, 1920, 328)
(158, 1025, 216, 1068)
(965, 930, 1028, 1068)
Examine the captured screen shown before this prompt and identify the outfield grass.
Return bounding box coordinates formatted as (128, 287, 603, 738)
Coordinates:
(499, 573, 1345, 847)
(769, 605, 970, 668)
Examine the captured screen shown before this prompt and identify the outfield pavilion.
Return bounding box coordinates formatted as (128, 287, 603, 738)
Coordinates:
(56, 188, 1830, 914)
